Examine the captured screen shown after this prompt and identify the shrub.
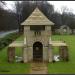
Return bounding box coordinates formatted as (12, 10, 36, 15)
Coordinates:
(0, 32, 20, 50)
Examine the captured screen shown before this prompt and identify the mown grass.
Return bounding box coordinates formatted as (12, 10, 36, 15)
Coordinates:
(0, 47, 30, 74)
(0, 34, 30, 74)
(0, 35, 75, 74)
(48, 35, 75, 74)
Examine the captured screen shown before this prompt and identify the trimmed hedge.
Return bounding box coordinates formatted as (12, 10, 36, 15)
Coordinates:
(0, 32, 20, 50)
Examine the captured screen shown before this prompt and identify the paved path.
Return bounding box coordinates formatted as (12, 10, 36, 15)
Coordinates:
(30, 62, 48, 74)
(0, 30, 18, 38)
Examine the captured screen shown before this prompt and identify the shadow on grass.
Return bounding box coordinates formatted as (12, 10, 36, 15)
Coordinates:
(0, 66, 11, 73)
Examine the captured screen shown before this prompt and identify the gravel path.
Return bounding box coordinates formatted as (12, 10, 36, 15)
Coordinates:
(30, 62, 48, 74)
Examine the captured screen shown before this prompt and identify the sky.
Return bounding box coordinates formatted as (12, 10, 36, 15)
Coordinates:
(2, 1, 75, 14)
(2, 1, 16, 12)
(48, 1, 75, 14)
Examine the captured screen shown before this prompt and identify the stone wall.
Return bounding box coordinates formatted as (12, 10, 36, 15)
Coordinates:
(23, 25, 52, 62)
(8, 47, 15, 62)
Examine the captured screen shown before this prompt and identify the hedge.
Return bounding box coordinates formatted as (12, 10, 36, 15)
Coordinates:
(0, 32, 20, 50)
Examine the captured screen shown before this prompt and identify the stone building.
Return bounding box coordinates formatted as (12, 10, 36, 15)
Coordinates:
(21, 7, 54, 62)
(8, 7, 68, 63)
(59, 25, 72, 35)
(55, 25, 72, 35)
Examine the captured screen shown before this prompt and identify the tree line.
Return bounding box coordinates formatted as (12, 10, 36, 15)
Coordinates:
(0, 1, 75, 32)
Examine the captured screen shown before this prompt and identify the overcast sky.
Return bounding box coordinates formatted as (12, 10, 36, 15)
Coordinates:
(2, 1, 75, 14)
(48, 1, 75, 14)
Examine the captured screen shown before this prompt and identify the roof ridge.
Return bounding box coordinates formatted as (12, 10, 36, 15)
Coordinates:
(21, 7, 54, 25)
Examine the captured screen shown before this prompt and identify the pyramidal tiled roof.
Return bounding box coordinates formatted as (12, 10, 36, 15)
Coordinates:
(21, 7, 54, 25)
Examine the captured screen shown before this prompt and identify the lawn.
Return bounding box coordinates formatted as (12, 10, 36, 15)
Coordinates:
(48, 35, 75, 74)
(0, 35, 30, 74)
(0, 34, 75, 74)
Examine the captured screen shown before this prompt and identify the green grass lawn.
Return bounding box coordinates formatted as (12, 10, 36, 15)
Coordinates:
(48, 35, 75, 74)
(0, 35, 30, 74)
(0, 35, 75, 74)
(0, 47, 30, 74)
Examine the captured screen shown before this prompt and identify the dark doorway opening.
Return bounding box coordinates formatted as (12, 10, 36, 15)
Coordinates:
(33, 42, 43, 62)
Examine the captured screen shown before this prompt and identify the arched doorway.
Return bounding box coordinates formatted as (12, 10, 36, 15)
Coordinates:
(33, 42, 43, 61)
